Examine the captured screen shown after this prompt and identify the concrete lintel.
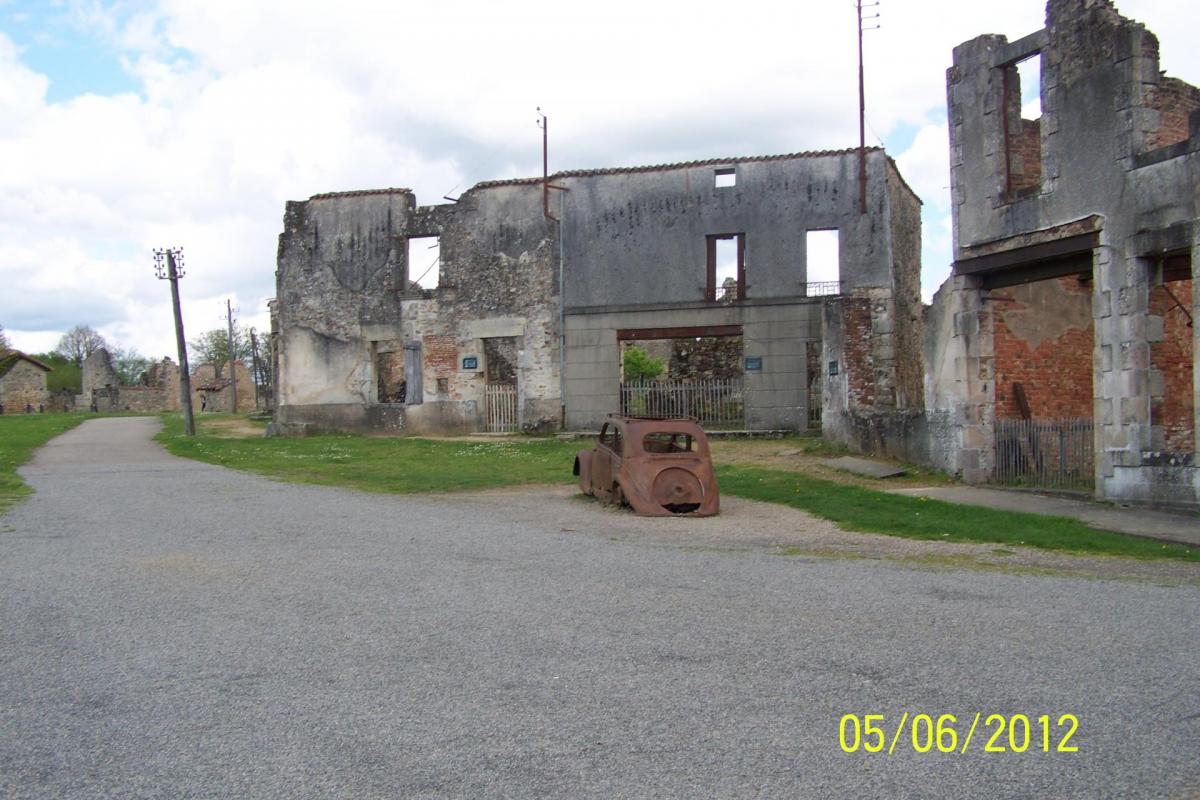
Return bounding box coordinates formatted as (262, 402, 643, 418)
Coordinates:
(463, 317, 526, 340)
(1129, 220, 1198, 258)
(993, 29, 1048, 67)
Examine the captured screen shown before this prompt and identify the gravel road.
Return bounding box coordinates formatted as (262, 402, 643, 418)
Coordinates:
(1, 417, 1197, 799)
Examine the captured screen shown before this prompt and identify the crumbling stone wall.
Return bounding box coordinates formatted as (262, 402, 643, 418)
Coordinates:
(192, 361, 256, 413)
(668, 337, 742, 381)
(79, 348, 120, 404)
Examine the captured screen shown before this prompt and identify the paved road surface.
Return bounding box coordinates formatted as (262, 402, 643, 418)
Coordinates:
(1, 418, 1197, 799)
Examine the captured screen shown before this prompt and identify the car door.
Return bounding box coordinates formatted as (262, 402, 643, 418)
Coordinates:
(593, 423, 615, 495)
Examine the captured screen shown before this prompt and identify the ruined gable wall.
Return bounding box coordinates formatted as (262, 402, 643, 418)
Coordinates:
(80, 349, 120, 397)
(275, 191, 411, 408)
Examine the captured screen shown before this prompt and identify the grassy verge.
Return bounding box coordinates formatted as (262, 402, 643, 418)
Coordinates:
(717, 465, 1199, 562)
(156, 413, 578, 494)
(156, 414, 1198, 562)
(0, 413, 92, 513)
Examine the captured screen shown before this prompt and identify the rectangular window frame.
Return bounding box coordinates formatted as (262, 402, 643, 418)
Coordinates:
(706, 233, 746, 302)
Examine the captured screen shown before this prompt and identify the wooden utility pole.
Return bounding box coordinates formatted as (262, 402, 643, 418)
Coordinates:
(154, 248, 195, 436)
(249, 328, 262, 411)
(226, 299, 237, 414)
(856, 0, 879, 214)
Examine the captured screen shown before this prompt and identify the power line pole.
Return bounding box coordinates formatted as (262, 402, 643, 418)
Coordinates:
(249, 328, 263, 411)
(857, 0, 880, 214)
(154, 247, 195, 436)
(226, 298, 238, 414)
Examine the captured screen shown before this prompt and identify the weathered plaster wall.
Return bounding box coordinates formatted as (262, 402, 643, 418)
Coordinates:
(560, 150, 893, 310)
(275, 190, 410, 410)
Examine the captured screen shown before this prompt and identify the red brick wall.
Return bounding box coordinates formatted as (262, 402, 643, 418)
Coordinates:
(1004, 63, 1042, 195)
(423, 335, 457, 379)
(1149, 279, 1195, 452)
(840, 297, 875, 408)
(993, 277, 1094, 420)
(1144, 77, 1200, 151)
(1009, 118, 1043, 193)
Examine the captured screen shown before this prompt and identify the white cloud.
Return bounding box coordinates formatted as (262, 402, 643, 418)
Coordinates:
(1, 0, 1196, 357)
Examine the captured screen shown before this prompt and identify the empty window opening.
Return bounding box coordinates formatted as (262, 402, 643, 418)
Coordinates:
(643, 432, 695, 453)
(714, 168, 736, 188)
(805, 229, 840, 295)
(372, 341, 406, 403)
(706, 233, 745, 302)
(407, 235, 441, 290)
(1004, 54, 1043, 196)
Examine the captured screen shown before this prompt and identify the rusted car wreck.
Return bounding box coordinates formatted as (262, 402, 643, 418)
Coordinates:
(574, 415, 720, 516)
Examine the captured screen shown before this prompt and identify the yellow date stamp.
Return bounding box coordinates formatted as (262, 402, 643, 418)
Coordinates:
(838, 713, 1079, 755)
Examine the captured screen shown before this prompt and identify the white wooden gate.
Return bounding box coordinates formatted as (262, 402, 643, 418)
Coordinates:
(485, 384, 518, 433)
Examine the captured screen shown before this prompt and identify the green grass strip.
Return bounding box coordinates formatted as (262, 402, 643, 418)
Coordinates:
(154, 414, 1198, 563)
(0, 413, 93, 513)
(156, 413, 578, 495)
(717, 465, 1199, 562)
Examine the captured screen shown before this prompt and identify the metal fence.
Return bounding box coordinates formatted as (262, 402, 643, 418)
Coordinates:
(485, 383, 518, 433)
(620, 379, 744, 428)
(993, 418, 1094, 491)
(805, 280, 841, 297)
(808, 376, 823, 427)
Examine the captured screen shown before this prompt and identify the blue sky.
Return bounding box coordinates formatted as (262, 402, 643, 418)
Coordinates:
(0, 0, 1194, 359)
(1, 1, 145, 100)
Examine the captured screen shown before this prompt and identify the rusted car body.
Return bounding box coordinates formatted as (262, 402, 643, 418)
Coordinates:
(574, 415, 720, 516)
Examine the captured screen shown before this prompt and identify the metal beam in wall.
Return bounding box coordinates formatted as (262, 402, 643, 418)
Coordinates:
(616, 325, 743, 341)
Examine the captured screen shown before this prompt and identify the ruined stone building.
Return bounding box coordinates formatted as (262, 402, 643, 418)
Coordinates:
(272, 148, 923, 436)
(916, 0, 1198, 507)
(0, 352, 50, 412)
(79, 348, 258, 414)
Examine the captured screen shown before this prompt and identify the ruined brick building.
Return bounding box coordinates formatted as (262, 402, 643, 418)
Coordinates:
(915, 0, 1198, 507)
(271, 148, 923, 437)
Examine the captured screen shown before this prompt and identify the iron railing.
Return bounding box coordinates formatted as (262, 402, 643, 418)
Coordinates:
(993, 418, 1094, 491)
(805, 281, 841, 297)
(620, 379, 744, 428)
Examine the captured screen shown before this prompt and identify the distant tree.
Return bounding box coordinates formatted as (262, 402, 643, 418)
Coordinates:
(110, 347, 152, 386)
(0, 323, 10, 355)
(54, 325, 108, 367)
(188, 326, 253, 374)
(31, 352, 81, 394)
(622, 345, 665, 382)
